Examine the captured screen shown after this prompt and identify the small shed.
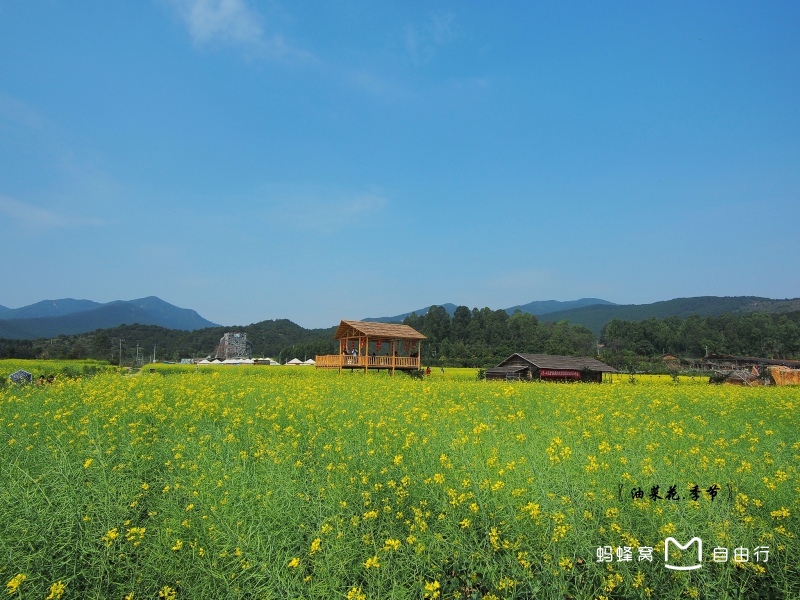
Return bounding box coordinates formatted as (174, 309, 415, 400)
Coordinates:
(486, 353, 617, 382)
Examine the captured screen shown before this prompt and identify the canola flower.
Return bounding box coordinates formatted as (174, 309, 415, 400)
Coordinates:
(5, 574, 25, 595)
(0, 361, 798, 598)
(158, 586, 177, 600)
(45, 581, 66, 600)
(345, 587, 366, 600)
(423, 580, 441, 598)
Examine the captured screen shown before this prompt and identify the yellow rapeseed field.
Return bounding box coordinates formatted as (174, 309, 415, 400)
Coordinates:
(1, 362, 797, 598)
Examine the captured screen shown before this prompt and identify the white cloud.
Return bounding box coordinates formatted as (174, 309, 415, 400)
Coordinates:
(405, 11, 460, 66)
(171, 0, 262, 45)
(166, 0, 314, 61)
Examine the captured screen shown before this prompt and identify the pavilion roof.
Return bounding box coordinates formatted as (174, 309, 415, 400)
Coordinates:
(334, 320, 427, 341)
(499, 353, 617, 373)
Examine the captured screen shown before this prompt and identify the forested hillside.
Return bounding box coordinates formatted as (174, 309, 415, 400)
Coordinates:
(0, 321, 336, 364)
(402, 306, 596, 366)
(1, 306, 798, 370)
(539, 296, 800, 335)
(600, 311, 800, 367)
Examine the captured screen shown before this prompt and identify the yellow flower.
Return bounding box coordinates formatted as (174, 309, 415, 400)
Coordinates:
(383, 538, 401, 551)
(287, 557, 301, 568)
(489, 527, 501, 551)
(632, 571, 645, 589)
(423, 580, 441, 599)
(102, 527, 119, 547)
(5, 574, 26, 595)
(158, 585, 177, 600)
(364, 555, 380, 569)
(125, 527, 146, 545)
(309, 537, 322, 555)
(770, 507, 791, 519)
(45, 581, 66, 600)
(83, 458, 93, 468)
(172, 539, 183, 551)
(346, 587, 367, 600)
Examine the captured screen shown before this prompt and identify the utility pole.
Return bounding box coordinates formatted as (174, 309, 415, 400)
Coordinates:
(118, 339, 124, 368)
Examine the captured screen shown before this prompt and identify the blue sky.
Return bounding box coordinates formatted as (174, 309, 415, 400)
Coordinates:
(1, 1, 799, 328)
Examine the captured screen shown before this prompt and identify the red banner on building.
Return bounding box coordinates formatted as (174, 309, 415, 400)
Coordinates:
(539, 369, 581, 379)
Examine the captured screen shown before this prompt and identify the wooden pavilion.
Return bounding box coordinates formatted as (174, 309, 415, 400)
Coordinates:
(315, 320, 426, 373)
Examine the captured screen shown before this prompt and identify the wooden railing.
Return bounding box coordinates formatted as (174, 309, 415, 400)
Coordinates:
(315, 355, 342, 369)
(315, 355, 420, 369)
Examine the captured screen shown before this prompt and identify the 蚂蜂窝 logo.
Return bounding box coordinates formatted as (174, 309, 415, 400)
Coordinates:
(664, 537, 703, 570)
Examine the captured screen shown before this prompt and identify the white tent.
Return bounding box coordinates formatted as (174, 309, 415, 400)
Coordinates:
(302, 359, 316, 366)
(285, 358, 303, 365)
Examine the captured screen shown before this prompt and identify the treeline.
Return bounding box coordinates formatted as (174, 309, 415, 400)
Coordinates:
(402, 306, 596, 367)
(599, 311, 800, 369)
(1, 307, 799, 371)
(0, 321, 337, 365)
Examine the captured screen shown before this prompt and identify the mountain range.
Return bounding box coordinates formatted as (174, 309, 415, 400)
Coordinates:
(365, 298, 615, 323)
(533, 296, 800, 335)
(366, 296, 800, 336)
(2, 295, 799, 341)
(0, 297, 218, 340)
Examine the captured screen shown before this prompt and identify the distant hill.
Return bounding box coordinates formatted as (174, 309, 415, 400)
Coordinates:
(365, 304, 459, 323)
(0, 304, 9, 314)
(0, 296, 218, 339)
(504, 298, 615, 316)
(1, 299, 103, 319)
(539, 296, 800, 336)
(0, 318, 338, 363)
(365, 298, 615, 323)
(364, 296, 800, 337)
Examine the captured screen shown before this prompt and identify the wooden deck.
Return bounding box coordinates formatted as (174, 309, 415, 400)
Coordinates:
(315, 354, 420, 371)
